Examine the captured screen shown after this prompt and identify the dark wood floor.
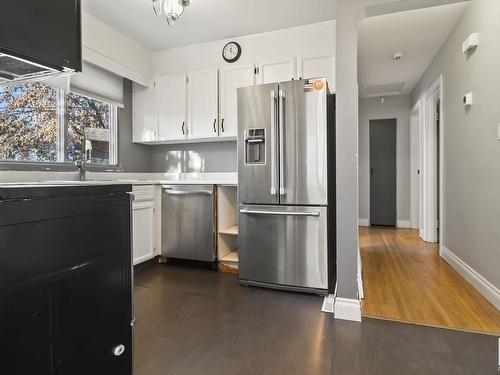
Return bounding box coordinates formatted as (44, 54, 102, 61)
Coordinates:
(134, 264, 498, 375)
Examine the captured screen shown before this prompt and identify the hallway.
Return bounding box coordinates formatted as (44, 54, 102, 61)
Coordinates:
(360, 226, 500, 334)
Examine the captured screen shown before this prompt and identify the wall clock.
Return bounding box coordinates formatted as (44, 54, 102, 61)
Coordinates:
(222, 42, 242, 63)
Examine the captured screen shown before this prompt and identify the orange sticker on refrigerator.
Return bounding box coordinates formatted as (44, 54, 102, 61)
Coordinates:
(313, 80, 324, 91)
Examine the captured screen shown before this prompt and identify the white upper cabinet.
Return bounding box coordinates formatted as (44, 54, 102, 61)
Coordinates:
(257, 59, 296, 84)
(297, 55, 335, 91)
(187, 69, 219, 139)
(132, 82, 157, 143)
(219, 65, 255, 138)
(156, 73, 187, 141)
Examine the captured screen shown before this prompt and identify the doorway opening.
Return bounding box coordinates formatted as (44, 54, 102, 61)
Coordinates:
(356, 3, 500, 334)
(369, 118, 397, 227)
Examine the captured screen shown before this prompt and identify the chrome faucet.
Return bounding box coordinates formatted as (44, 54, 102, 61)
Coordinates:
(75, 160, 87, 181)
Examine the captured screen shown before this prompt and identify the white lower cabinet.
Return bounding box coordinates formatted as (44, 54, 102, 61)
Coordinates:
(132, 186, 156, 265)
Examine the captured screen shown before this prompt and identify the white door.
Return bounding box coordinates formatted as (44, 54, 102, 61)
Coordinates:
(219, 65, 255, 138)
(187, 69, 219, 139)
(257, 59, 296, 84)
(132, 201, 155, 265)
(132, 82, 157, 142)
(157, 73, 187, 141)
(298, 55, 335, 91)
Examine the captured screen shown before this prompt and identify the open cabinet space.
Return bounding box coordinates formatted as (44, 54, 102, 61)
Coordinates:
(217, 185, 239, 273)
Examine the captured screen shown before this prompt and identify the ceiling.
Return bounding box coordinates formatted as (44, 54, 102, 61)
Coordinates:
(358, 2, 468, 98)
(82, 0, 337, 51)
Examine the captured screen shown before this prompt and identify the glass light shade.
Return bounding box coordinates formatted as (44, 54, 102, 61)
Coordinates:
(164, 0, 184, 21)
(152, 0, 162, 16)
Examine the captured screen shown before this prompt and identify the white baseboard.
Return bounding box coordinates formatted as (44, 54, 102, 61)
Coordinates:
(357, 247, 364, 300)
(334, 298, 362, 322)
(133, 253, 156, 266)
(440, 246, 500, 310)
(358, 218, 369, 226)
(322, 294, 336, 313)
(397, 220, 411, 228)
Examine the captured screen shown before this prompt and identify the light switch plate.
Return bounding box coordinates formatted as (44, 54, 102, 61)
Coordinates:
(497, 124, 500, 140)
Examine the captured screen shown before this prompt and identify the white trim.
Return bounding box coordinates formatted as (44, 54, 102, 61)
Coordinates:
(397, 220, 411, 228)
(409, 100, 421, 230)
(440, 247, 500, 311)
(322, 294, 336, 313)
(357, 247, 364, 299)
(133, 253, 156, 266)
(358, 218, 370, 226)
(82, 46, 153, 88)
(334, 298, 362, 322)
(421, 75, 443, 243)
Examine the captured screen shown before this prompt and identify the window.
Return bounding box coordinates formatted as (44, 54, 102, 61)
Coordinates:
(0, 81, 117, 165)
(0, 82, 58, 162)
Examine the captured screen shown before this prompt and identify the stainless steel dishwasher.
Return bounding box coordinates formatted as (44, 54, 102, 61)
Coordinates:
(161, 185, 215, 262)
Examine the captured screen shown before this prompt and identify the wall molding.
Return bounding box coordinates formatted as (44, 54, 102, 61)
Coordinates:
(83, 46, 153, 88)
(358, 218, 369, 227)
(397, 220, 411, 228)
(334, 298, 362, 322)
(440, 246, 500, 310)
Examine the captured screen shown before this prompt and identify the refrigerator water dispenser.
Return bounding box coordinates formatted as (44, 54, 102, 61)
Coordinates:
(244, 128, 265, 165)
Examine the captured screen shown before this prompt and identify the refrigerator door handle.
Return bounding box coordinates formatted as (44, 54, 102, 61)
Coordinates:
(240, 209, 320, 217)
(278, 89, 286, 196)
(270, 91, 277, 195)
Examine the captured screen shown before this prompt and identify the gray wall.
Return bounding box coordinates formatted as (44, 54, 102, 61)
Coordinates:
(358, 95, 410, 224)
(410, 0, 500, 289)
(335, 0, 366, 300)
(119, 80, 152, 172)
(150, 141, 237, 173)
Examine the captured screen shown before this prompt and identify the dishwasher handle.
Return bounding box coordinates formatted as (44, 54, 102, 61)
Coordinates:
(163, 188, 213, 196)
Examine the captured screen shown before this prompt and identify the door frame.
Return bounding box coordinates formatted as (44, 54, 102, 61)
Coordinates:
(368, 118, 398, 227)
(421, 75, 444, 244)
(409, 100, 422, 231)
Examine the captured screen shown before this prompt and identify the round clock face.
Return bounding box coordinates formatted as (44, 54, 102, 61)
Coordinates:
(222, 42, 241, 63)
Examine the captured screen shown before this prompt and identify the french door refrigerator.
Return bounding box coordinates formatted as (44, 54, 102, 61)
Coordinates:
(237, 78, 335, 295)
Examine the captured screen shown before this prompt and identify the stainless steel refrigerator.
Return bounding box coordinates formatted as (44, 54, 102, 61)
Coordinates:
(237, 78, 335, 295)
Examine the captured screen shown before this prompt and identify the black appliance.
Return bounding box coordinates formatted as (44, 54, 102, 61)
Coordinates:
(0, 0, 82, 83)
(0, 184, 133, 375)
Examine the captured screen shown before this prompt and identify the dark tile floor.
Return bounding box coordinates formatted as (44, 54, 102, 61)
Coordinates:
(134, 264, 498, 375)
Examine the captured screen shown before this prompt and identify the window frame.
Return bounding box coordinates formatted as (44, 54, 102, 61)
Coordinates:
(0, 83, 118, 168)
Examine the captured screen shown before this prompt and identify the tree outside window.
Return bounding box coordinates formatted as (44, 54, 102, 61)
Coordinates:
(0, 82, 58, 162)
(0, 81, 115, 165)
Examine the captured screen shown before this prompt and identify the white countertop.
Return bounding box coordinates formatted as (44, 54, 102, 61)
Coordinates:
(0, 172, 238, 187)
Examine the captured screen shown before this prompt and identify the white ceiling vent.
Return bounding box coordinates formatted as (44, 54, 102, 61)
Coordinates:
(363, 82, 405, 98)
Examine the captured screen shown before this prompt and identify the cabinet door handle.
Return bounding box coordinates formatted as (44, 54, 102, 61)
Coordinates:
(213, 119, 217, 133)
(221, 118, 225, 133)
(182, 121, 185, 135)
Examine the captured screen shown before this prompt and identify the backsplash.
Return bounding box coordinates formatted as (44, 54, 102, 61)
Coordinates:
(150, 141, 237, 173)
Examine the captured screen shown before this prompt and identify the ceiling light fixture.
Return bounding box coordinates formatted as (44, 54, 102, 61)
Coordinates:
(152, 0, 191, 26)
